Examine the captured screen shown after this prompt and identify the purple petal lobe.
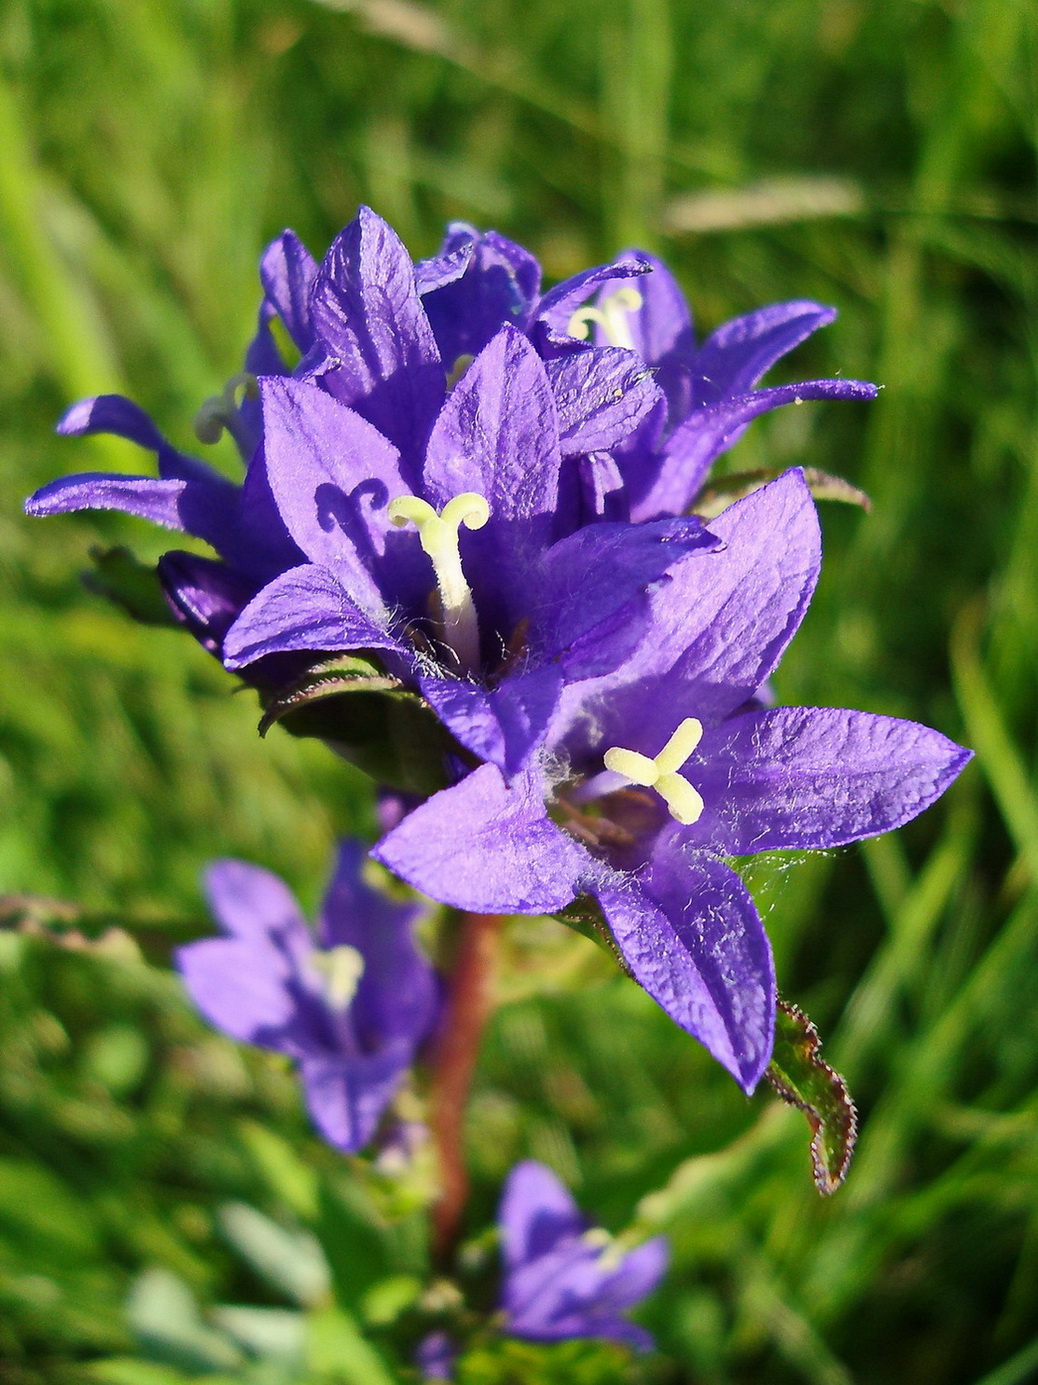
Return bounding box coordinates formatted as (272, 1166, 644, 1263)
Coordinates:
(223, 564, 404, 670)
(27, 474, 198, 531)
(258, 375, 406, 602)
(318, 841, 436, 1047)
(56, 394, 220, 485)
(177, 937, 298, 1046)
(300, 1045, 411, 1153)
(158, 552, 255, 652)
(545, 349, 663, 457)
(308, 206, 443, 460)
(260, 229, 318, 352)
(373, 765, 591, 914)
(420, 225, 541, 362)
(203, 859, 308, 940)
(701, 706, 973, 853)
(596, 852, 775, 1092)
(633, 378, 878, 521)
(500, 1161, 585, 1271)
(418, 665, 563, 778)
(598, 1237, 669, 1310)
(423, 326, 560, 562)
(535, 255, 652, 344)
(534, 517, 721, 667)
(691, 300, 838, 403)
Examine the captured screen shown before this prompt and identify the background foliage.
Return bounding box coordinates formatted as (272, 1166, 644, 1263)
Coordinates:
(1, 0, 1035, 1380)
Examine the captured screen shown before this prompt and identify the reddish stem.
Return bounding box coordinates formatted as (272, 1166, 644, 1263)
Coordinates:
(427, 910, 502, 1264)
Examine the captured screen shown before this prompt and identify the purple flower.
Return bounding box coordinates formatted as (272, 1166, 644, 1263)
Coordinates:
(568, 253, 878, 521)
(499, 1162, 667, 1350)
(24, 211, 666, 668)
(421, 229, 878, 523)
(415, 1330, 456, 1381)
(374, 469, 972, 1091)
(220, 323, 719, 778)
(176, 842, 437, 1152)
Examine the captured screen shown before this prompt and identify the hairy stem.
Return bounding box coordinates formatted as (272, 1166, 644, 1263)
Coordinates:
(428, 911, 503, 1264)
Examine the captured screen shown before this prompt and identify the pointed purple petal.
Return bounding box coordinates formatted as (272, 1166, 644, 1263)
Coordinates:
(258, 375, 407, 604)
(260, 229, 318, 353)
(318, 841, 437, 1048)
(534, 517, 721, 668)
(177, 936, 299, 1046)
(202, 859, 307, 939)
(633, 378, 877, 520)
(26, 474, 198, 531)
(222, 564, 406, 670)
(420, 225, 541, 363)
(596, 852, 775, 1092)
(595, 252, 693, 365)
(563, 470, 821, 747)
(373, 765, 591, 914)
(691, 300, 837, 402)
(600, 1237, 669, 1311)
(299, 1045, 411, 1152)
(56, 394, 225, 487)
(499, 1161, 585, 1271)
(545, 348, 664, 457)
(534, 255, 652, 344)
(158, 552, 254, 653)
(423, 324, 560, 524)
(419, 665, 563, 778)
(308, 206, 443, 460)
(700, 706, 972, 853)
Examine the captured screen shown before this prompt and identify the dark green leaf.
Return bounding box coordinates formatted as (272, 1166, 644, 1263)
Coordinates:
(83, 546, 179, 626)
(765, 999, 857, 1195)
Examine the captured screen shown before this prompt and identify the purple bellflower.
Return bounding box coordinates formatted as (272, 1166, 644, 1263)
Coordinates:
(25, 209, 663, 667)
(176, 842, 437, 1153)
(417, 225, 878, 524)
(499, 1161, 668, 1350)
(374, 469, 972, 1091)
(219, 324, 720, 778)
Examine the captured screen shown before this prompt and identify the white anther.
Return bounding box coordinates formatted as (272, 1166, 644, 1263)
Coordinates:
(194, 371, 259, 445)
(387, 491, 490, 673)
(566, 287, 644, 350)
(309, 944, 365, 1011)
(602, 717, 705, 826)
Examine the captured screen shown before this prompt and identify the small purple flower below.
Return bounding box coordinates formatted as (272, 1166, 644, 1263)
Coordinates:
(415, 1329, 456, 1381)
(500, 1162, 667, 1350)
(177, 841, 437, 1153)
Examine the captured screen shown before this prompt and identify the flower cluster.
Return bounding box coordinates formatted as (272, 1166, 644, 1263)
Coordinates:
(27, 206, 970, 1094)
(27, 209, 971, 1357)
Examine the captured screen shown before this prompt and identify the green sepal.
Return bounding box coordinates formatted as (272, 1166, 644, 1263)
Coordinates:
(259, 657, 457, 797)
(693, 466, 871, 519)
(765, 998, 857, 1195)
(553, 895, 632, 973)
(83, 546, 178, 626)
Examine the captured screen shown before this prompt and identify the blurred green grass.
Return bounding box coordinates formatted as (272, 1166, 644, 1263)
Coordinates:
(1, 0, 1036, 1380)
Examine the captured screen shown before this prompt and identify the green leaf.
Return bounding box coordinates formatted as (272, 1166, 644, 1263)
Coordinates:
(217, 1202, 331, 1308)
(765, 999, 858, 1195)
(306, 1306, 397, 1385)
(83, 546, 179, 626)
(693, 466, 871, 520)
(259, 658, 457, 797)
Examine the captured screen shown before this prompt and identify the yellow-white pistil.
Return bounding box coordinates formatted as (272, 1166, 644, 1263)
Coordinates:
(309, 944, 365, 1011)
(602, 717, 705, 826)
(387, 492, 490, 674)
(194, 371, 260, 444)
(567, 287, 644, 351)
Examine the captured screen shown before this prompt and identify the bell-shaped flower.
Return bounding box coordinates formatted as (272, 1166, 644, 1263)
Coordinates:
(176, 842, 437, 1153)
(220, 324, 721, 779)
(373, 469, 972, 1091)
(25, 209, 665, 668)
(538, 250, 879, 522)
(499, 1162, 667, 1349)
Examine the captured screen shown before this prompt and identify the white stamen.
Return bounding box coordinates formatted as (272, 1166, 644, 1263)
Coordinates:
(194, 371, 259, 445)
(310, 944, 365, 1011)
(566, 287, 644, 351)
(388, 491, 490, 673)
(601, 717, 705, 826)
